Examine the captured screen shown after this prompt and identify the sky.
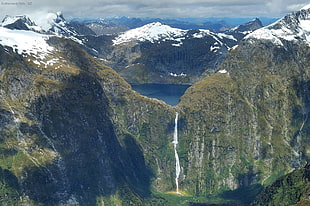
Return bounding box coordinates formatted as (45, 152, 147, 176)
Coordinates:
(0, 0, 309, 20)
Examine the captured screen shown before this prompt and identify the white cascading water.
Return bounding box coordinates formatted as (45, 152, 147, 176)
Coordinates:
(172, 112, 181, 193)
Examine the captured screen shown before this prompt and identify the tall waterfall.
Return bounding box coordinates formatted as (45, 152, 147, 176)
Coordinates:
(172, 112, 181, 193)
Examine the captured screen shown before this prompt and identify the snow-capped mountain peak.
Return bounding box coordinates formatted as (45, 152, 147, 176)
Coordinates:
(0, 15, 54, 58)
(31, 12, 79, 37)
(0, 27, 53, 59)
(1, 15, 42, 32)
(2, 15, 31, 26)
(245, 5, 310, 46)
(113, 22, 187, 44)
(0, 12, 85, 59)
(229, 18, 263, 33)
(1, 12, 79, 37)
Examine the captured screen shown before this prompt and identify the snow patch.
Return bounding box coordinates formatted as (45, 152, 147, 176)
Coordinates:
(218, 69, 228, 74)
(31, 56, 66, 69)
(1, 16, 22, 26)
(301, 4, 310, 11)
(172, 43, 182, 47)
(192, 29, 212, 38)
(300, 19, 310, 29)
(169, 72, 187, 77)
(113, 22, 187, 45)
(0, 27, 53, 58)
(210, 45, 220, 52)
(246, 28, 284, 46)
(192, 29, 236, 41)
(230, 45, 239, 50)
(217, 33, 237, 41)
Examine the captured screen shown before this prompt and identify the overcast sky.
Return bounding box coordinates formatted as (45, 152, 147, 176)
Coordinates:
(0, 0, 309, 20)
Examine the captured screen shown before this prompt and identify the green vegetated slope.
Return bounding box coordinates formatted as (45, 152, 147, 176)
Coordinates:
(177, 38, 310, 204)
(1, 32, 310, 206)
(99, 34, 310, 205)
(252, 164, 310, 206)
(0, 38, 167, 205)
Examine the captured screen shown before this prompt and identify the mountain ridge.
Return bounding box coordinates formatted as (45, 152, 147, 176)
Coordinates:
(245, 5, 310, 46)
(78, 16, 277, 35)
(0, 5, 310, 206)
(88, 18, 263, 84)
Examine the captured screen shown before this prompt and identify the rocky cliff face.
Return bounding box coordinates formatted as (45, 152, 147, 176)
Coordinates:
(0, 38, 160, 205)
(176, 6, 310, 198)
(1, 6, 310, 206)
(251, 164, 310, 205)
(100, 6, 310, 201)
(178, 39, 310, 197)
(83, 20, 262, 84)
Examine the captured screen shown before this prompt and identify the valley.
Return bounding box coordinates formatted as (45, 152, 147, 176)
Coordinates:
(0, 4, 310, 206)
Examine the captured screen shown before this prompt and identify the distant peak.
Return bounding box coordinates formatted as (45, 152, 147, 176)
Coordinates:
(245, 5, 310, 46)
(246, 18, 263, 27)
(1, 15, 41, 31)
(0, 12, 65, 32)
(252, 18, 262, 23)
(113, 21, 186, 44)
(228, 18, 263, 34)
(1, 12, 81, 39)
(137, 22, 175, 31)
(1, 15, 34, 26)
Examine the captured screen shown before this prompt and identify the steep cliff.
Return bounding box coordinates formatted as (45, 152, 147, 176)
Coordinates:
(0, 37, 163, 205)
(251, 164, 310, 205)
(1, 6, 310, 206)
(177, 8, 310, 200)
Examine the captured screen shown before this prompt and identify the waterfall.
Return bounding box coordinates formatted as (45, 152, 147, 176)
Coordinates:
(172, 112, 181, 193)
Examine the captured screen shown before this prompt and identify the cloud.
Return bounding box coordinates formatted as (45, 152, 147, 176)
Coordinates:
(0, 0, 309, 20)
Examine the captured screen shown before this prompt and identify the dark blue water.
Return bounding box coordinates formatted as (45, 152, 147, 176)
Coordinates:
(131, 84, 191, 106)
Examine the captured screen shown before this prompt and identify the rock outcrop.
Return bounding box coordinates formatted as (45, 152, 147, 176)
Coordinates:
(0, 5, 310, 206)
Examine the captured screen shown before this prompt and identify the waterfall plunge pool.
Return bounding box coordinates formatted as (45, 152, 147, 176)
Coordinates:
(131, 84, 191, 106)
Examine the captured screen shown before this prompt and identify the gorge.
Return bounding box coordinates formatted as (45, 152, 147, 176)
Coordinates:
(0, 4, 310, 206)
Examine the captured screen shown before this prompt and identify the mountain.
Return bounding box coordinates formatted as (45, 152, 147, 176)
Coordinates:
(177, 3, 310, 201)
(0, 5, 310, 206)
(69, 21, 96, 36)
(1, 13, 263, 85)
(79, 16, 276, 35)
(34, 12, 80, 37)
(85, 20, 262, 84)
(0, 27, 162, 205)
(160, 3, 310, 204)
(83, 17, 147, 35)
(110, 22, 238, 84)
(226, 18, 263, 41)
(245, 6, 310, 46)
(1, 12, 81, 37)
(0, 26, 53, 58)
(1, 15, 41, 31)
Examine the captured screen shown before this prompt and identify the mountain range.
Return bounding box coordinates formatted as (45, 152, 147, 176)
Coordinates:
(2, 13, 264, 85)
(80, 18, 263, 84)
(75, 16, 277, 35)
(0, 4, 310, 206)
